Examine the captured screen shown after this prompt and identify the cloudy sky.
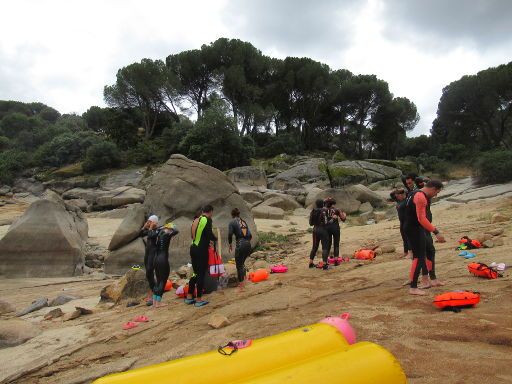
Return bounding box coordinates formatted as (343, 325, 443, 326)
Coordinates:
(1, 0, 511, 136)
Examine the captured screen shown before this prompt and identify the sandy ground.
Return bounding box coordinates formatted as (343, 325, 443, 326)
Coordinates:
(1, 196, 512, 383)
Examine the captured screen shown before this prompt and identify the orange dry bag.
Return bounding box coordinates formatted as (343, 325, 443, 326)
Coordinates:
(248, 269, 269, 283)
(353, 249, 376, 260)
(468, 263, 498, 279)
(433, 291, 480, 309)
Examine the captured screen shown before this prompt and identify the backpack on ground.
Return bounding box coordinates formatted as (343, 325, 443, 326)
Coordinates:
(433, 291, 480, 310)
(208, 246, 225, 278)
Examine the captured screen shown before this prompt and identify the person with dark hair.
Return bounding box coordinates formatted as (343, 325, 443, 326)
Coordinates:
(390, 189, 411, 259)
(308, 199, 329, 268)
(228, 207, 252, 286)
(140, 215, 159, 306)
(404, 180, 446, 296)
(152, 222, 179, 308)
(414, 176, 430, 189)
(185, 204, 217, 307)
(323, 197, 347, 270)
(401, 173, 418, 195)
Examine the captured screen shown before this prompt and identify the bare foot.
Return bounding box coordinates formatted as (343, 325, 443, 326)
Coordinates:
(409, 288, 427, 296)
(401, 280, 411, 287)
(430, 280, 445, 287)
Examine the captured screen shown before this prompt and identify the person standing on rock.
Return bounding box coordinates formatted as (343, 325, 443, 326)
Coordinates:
(308, 199, 329, 268)
(323, 197, 346, 270)
(186, 205, 217, 307)
(140, 215, 159, 306)
(404, 180, 446, 296)
(152, 222, 179, 308)
(228, 208, 253, 287)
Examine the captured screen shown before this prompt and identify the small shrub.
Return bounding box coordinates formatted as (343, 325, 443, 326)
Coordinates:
(82, 142, 122, 173)
(332, 150, 346, 162)
(52, 163, 84, 178)
(475, 150, 512, 184)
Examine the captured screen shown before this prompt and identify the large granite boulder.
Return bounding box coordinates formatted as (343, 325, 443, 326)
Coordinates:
(108, 206, 147, 251)
(305, 184, 387, 213)
(275, 158, 326, 183)
(252, 205, 285, 219)
(0, 198, 88, 277)
(260, 195, 301, 211)
(240, 191, 264, 204)
(12, 178, 45, 195)
(62, 186, 145, 210)
(227, 166, 267, 187)
(105, 155, 258, 272)
(105, 238, 145, 275)
(331, 161, 402, 185)
(99, 168, 145, 190)
(271, 176, 304, 191)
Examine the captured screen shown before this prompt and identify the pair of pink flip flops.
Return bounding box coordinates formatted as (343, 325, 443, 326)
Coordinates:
(122, 315, 150, 330)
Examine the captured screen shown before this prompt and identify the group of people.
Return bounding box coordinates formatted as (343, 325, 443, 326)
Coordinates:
(308, 197, 347, 270)
(140, 205, 253, 308)
(390, 173, 446, 295)
(140, 172, 446, 307)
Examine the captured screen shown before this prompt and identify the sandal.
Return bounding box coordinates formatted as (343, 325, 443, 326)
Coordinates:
(122, 321, 138, 330)
(184, 298, 195, 305)
(133, 315, 149, 323)
(194, 300, 209, 307)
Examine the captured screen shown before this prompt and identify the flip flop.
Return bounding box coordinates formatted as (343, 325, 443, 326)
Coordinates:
(122, 321, 138, 330)
(184, 298, 195, 305)
(194, 300, 209, 307)
(133, 315, 149, 323)
(464, 252, 476, 259)
(458, 251, 468, 257)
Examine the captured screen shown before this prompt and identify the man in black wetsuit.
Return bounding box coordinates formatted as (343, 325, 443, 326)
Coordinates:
(228, 208, 252, 286)
(185, 205, 217, 307)
(152, 222, 179, 308)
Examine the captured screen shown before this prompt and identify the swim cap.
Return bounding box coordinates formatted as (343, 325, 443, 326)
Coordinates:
(148, 215, 159, 224)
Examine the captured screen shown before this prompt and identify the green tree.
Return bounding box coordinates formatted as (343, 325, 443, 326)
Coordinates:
(371, 97, 419, 159)
(433, 61, 512, 150)
(179, 100, 251, 169)
(104, 59, 179, 139)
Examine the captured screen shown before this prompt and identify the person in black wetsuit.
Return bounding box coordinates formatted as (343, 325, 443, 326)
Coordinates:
(403, 180, 446, 296)
(401, 173, 418, 196)
(140, 214, 159, 306)
(152, 222, 179, 308)
(185, 205, 217, 307)
(323, 197, 347, 270)
(390, 189, 411, 259)
(228, 208, 252, 286)
(308, 199, 329, 268)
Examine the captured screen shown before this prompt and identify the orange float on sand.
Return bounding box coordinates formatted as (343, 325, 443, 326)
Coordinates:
(164, 279, 173, 292)
(353, 249, 376, 260)
(248, 269, 269, 283)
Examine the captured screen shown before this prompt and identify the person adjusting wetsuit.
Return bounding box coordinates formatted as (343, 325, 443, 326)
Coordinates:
(403, 180, 446, 296)
(185, 205, 217, 307)
(152, 222, 179, 308)
(140, 214, 159, 305)
(228, 208, 252, 286)
(308, 199, 329, 268)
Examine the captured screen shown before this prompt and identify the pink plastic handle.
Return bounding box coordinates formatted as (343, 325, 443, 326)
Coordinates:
(340, 313, 350, 320)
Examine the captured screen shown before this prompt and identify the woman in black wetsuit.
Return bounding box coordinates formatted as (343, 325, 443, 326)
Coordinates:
(152, 222, 179, 308)
(228, 208, 252, 286)
(140, 215, 159, 305)
(390, 189, 411, 259)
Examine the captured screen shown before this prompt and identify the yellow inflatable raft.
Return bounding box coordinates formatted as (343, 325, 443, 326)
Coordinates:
(94, 319, 406, 384)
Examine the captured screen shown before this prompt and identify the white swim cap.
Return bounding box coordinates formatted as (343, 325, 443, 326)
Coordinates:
(148, 215, 159, 224)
